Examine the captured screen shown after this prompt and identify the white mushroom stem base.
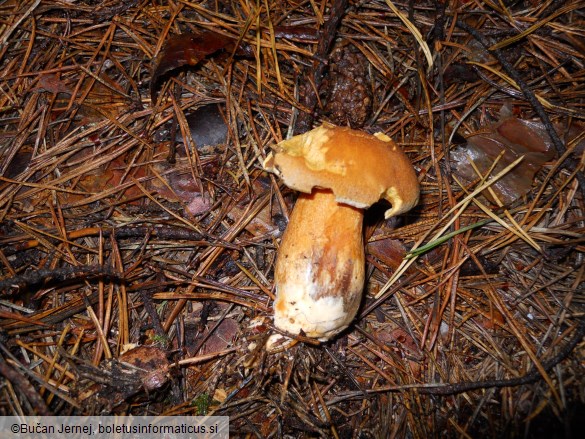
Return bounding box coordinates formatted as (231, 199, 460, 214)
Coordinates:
(273, 189, 365, 341)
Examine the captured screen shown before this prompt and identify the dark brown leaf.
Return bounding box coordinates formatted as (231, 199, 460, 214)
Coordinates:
(367, 238, 407, 271)
(451, 117, 557, 204)
(119, 346, 171, 392)
(150, 31, 233, 104)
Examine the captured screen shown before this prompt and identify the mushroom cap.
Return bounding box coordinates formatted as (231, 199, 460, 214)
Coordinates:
(263, 123, 419, 218)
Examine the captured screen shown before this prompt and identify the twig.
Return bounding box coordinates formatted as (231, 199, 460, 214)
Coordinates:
(0, 265, 123, 296)
(0, 343, 79, 409)
(329, 316, 585, 403)
(138, 288, 168, 343)
(0, 355, 52, 415)
(420, 316, 585, 395)
(1, 225, 239, 257)
(189, 303, 234, 356)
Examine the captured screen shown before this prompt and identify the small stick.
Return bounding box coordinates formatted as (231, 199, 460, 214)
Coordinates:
(0, 356, 52, 415)
(332, 316, 585, 401)
(0, 265, 122, 297)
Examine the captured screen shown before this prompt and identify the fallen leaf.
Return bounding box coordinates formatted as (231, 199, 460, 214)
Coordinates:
(367, 238, 407, 270)
(451, 117, 557, 204)
(473, 309, 505, 330)
(229, 203, 277, 237)
(33, 73, 72, 95)
(35, 72, 129, 123)
(73, 154, 149, 204)
(118, 346, 171, 391)
(150, 31, 234, 104)
(227, 179, 278, 237)
(376, 326, 423, 377)
(150, 159, 214, 216)
(200, 318, 239, 355)
(3, 149, 33, 178)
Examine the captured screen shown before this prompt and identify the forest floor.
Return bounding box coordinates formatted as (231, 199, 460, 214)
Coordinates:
(0, 0, 584, 437)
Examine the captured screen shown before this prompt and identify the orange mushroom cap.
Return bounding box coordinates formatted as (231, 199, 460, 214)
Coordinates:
(263, 122, 419, 218)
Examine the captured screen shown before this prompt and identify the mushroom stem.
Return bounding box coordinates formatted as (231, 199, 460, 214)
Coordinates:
(274, 189, 365, 340)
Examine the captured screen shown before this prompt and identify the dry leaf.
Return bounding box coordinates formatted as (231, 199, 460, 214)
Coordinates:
(119, 346, 171, 392)
(367, 238, 407, 271)
(150, 31, 234, 104)
(451, 117, 557, 204)
(35, 72, 128, 123)
(376, 326, 423, 377)
(150, 159, 214, 216)
(200, 318, 239, 355)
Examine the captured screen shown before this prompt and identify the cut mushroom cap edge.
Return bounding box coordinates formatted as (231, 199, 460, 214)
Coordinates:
(263, 122, 419, 218)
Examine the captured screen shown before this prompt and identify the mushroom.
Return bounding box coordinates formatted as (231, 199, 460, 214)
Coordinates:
(263, 122, 419, 341)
